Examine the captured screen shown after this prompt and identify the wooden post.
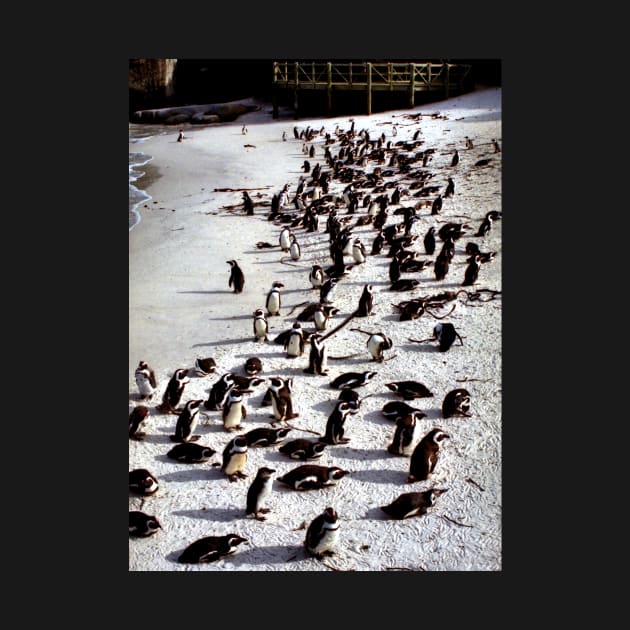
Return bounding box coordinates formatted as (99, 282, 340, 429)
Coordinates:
(409, 63, 415, 108)
(366, 62, 372, 116)
(444, 62, 450, 99)
(327, 62, 332, 117)
(272, 62, 278, 119)
(293, 62, 299, 119)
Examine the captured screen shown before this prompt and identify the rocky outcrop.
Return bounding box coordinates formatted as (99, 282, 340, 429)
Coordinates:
(129, 59, 178, 110)
(131, 102, 260, 125)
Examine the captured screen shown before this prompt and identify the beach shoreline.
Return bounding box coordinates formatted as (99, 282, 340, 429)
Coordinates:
(129, 87, 502, 571)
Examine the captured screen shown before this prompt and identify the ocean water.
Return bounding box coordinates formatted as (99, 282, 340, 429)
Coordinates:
(129, 125, 169, 231)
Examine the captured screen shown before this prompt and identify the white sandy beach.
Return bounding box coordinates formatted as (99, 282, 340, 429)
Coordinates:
(129, 86, 502, 571)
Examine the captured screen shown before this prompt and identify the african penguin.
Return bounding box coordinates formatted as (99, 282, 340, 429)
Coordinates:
(266, 281, 284, 316)
(178, 534, 248, 564)
(227, 260, 245, 293)
(204, 373, 236, 411)
(381, 400, 426, 422)
(171, 399, 204, 442)
(134, 360, 157, 400)
(158, 368, 190, 413)
(289, 234, 301, 261)
(442, 388, 472, 418)
(462, 254, 481, 286)
(279, 438, 327, 461)
(450, 150, 459, 167)
(129, 468, 159, 495)
(380, 488, 449, 520)
(322, 399, 360, 445)
(279, 227, 292, 252)
(351, 238, 367, 264)
(221, 435, 249, 482)
(222, 387, 247, 432)
(253, 308, 269, 342)
(194, 357, 217, 376)
(303, 332, 329, 375)
(129, 511, 161, 537)
(408, 428, 450, 483)
(267, 376, 298, 424)
(423, 227, 436, 256)
(319, 277, 338, 305)
(245, 356, 263, 376)
(309, 264, 326, 289)
(304, 507, 340, 559)
(129, 405, 150, 440)
(244, 426, 292, 448)
(433, 323, 464, 352)
(285, 321, 305, 358)
(167, 442, 216, 463)
(277, 465, 349, 490)
(246, 466, 276, 521)
(385, 380, 433, 400)
(330, 371, 377, 390)
(356, 284, 375, 317)
(387, 412, 418, 456)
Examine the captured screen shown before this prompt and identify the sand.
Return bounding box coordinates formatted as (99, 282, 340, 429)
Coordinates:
(129, 86, 502, 571)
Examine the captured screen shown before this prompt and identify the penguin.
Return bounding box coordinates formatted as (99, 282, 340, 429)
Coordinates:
(387, 412, 418, 456)
(129, 405, 150, 440)
(431, 194, 443, 215)
(442, 388, 472, 418)
(134, 360, 157, 400)
(129, 468, 159, 495)
(279, 438, 327, 460)
(423, 226, 436, 256)
(242, 191, 254, 216)
(226, 374, 265, 393)
(266, 281, 284, 316)
(319, 277, 338, 305)
(167, 442, 216, 463)
(408, 428, 450, 483)
(177, 129, 185, 142)
(253, 308, 269, 342)
(389, 279, 420, 292)
(304, 507, 340, 559)
(351, 238, 366, 264)
(465, 241, 480, 256)
(386, 380, 433, 400)
(465, 136, 474, 149)
(462, 253, 481, 286)
(277, 465, 349, 490)
(356, 283, 375, 317)
(279, 227, 292, 252)
(204, 373, 236, 411)
(245, 466, 276, 521)
(282, 131, 287, 141)
(433, 323, 464, 352)
(244, 426, 292, 448)
(289, 234, 301, 261)
(194, 357, 217, 376)
(330, 371, 377, 390)
(171, 399, 204, 442)
(309, 264, 326, 289)
(293, 126, 299, 139)
(245, 356, 263, 376)
(158, 368, 190, 413)
(371, 230, 385, 255)
(337, 388, 361, 405)
(438, 222, 467, 242)
(178, 534, 248, 564)
(303, 332, 328, 375)
(312, 304, 330, 331)
(267, 376, 298, 424)
(444, 177, 455, 198)
(381, 400, 425, 422)
(309, 144, 315, 158)
(492, 138, 501, 153)
(474, 158, 492, 167)
(434, 251, 450, 282)
(450, 150, 459, 167)
(221, 435, 249, 482)
(399, 258, 432, 274)
(366, 332, 394, 362)
(222, 387, 247, 432)
(389, 255, 401, 284)
(302, 159, 311, 173)
(227, 259, 245, 294)
(380, 488, 449, 520)
(476, 214, 493, 238)
(285, 321, 305, 358)
(242, 125, 248, 135)
(129, 511, 161, 537)
(322, 399, 360, 445)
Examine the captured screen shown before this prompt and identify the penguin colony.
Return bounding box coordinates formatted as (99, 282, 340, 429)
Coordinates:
(130, 100, 502, 571)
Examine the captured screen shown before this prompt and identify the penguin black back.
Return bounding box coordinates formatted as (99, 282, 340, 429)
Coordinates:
(408, 428, 450, 483)
(227, 260, 245, 293)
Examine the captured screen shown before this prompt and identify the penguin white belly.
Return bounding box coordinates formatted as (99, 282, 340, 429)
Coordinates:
(367, 336, 384, 360)
(223, 403, 244, 430)
(290, 243, 301, 260)
(313, 524, 340, 554)
(224, 452, 247, 475)
(254, 319, 267, 339)
(267, 293, 280, 315)
(254, 481, 272, 510)
(136, 374, 154, 397)
(352, 247, 365, 263)
(287, 335, 302, 357)
(313, 311, 327, 330)
(279, 232, 291, 251)
(295, 475, 319, 490)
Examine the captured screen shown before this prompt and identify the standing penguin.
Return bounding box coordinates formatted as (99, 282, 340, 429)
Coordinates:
(285, 322, 305, 358)
(476, 212, 494, 238)
(304, 507, 340, 559)
(253, 308, 269, 342)
(309, 264, 326, 289)
(351, 238, 367, 264)
(434, 250, 450, 281)
(267, 376, 298, 424)
(177, 129, 185, 142)
(227, 260, 245, 294)
(431, 194, 443, 215)
(356, 283, 375, 317)
(434, 323, 464, 352)
(465, 136, 474, 149)
(222, 435, 249, 482)
(387, 412, 419, 456)
(303, 332, 329, 375)
(134, 361, 157, 400)
(442, 388, 472, 418)
(266, 281, 284, 316)
(171, 399, 204, 442)
(371, 230, 385, 255)
(279, 227, 292, 252)
(408, 428, 450, 483)
(242, 191, 254, 216)
(158, 368, 190, 413)
(319, 277, 338, 305)
(322, 399, 360, 445)
(222, 387, 247, 432)
(129, 405, 150, 440)
(289, 234, 301, 261)
(246, 466, 276, 521)
(444, 177, 455, 198)
(462, 253, 481, 286)
(204, 372, 236, 411)
(450, 150, 459, 167)
(312, 304, 330, 331)
(423, 226, 436, 255)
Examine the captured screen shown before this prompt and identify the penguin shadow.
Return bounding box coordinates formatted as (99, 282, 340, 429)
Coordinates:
(227, 544, 306, 567)
(350, 467, 406, 485)
(192, 338, 248, 348)
(171, 507, 243, 522)
(363, 506, 390, 521)
(399, 342, 437, 354)
(337, 447, 389, 462)
(137, 433, 177, 446)
(158, 467, 223, 483)
(177, 289, 233, 295)
(206, 313, 253, 321)
(128, 392, 149, 403)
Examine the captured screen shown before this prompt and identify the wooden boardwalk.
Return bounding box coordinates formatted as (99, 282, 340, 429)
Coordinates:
(272, 61, 473, 118)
